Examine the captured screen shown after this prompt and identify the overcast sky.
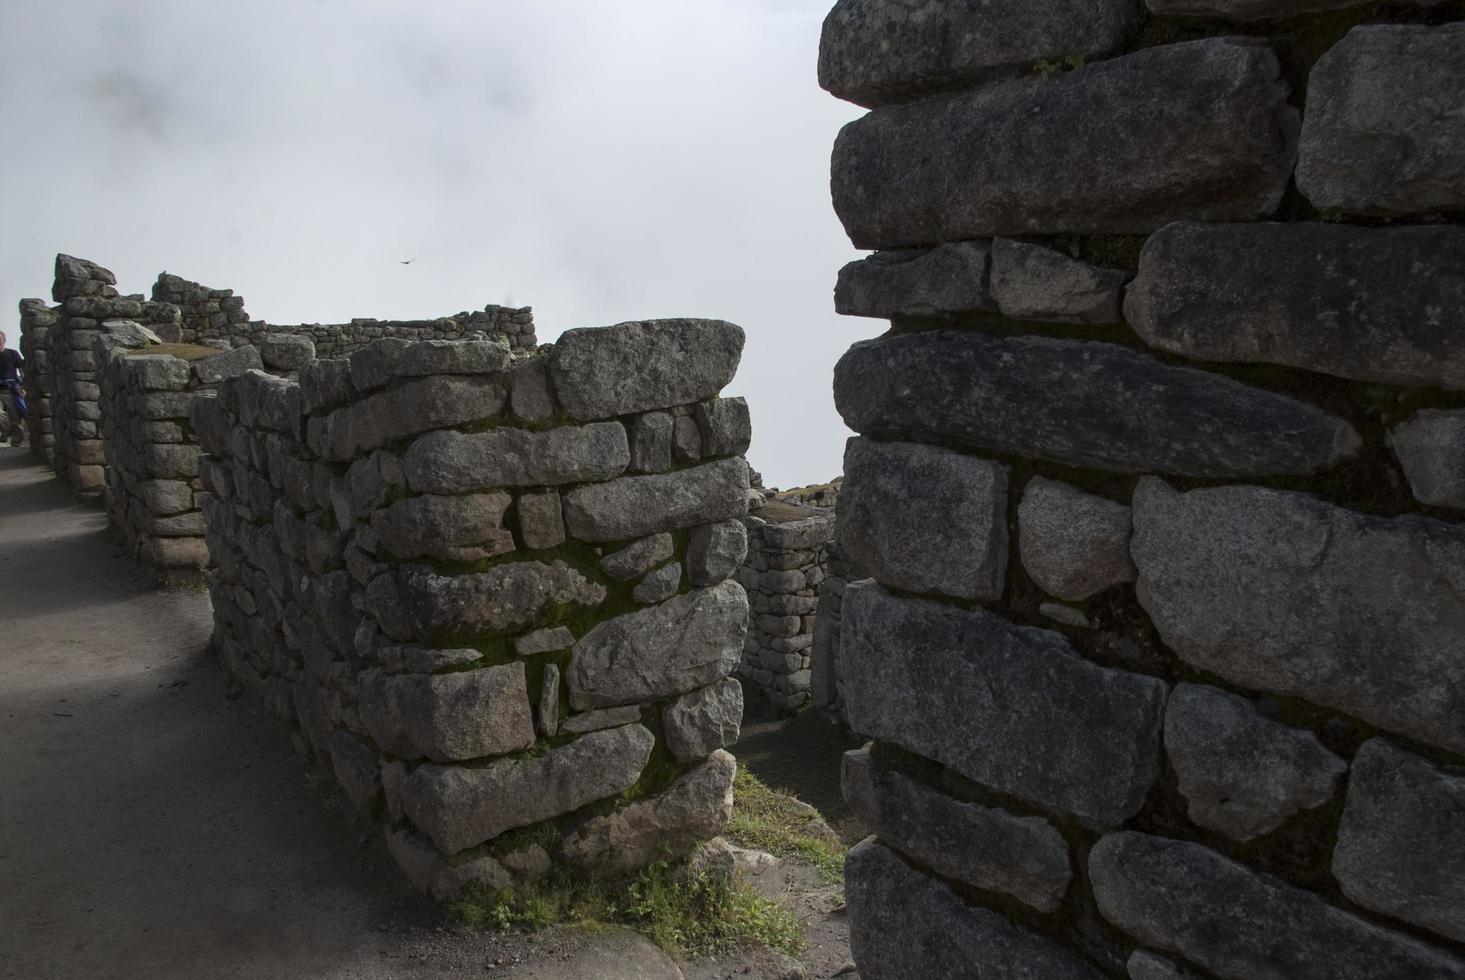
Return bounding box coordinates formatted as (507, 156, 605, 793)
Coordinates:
(0, 0, 865, 488)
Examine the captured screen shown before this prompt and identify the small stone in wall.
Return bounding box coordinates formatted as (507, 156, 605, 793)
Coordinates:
(833, 242, 994, 319)
(600, 532, 675, 581)
(687, 520, 748, 587)
(517, 488, 566, 550)
(1019, 476, 1135, 601)
(672, 415, 702, 463)
(663, 678, 743, 761)
(695, 397, 751, 458)
(260, 332, 316, 371)
(632, 561, 682, 605)
(989, 238, 1127, 324)
(538, 663, 561, 737)
(508, 354, 557, 423)
(515, 626, 575, 656)
(628, 412, 673, 473)
(328, 729, 382, 811)
(1388, 410, 1465, 510)
(1127, 950, 1206, 980)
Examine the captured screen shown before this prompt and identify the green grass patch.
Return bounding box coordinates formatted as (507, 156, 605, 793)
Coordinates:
(447, 861, 803, 959)
(726, 768, 846, 882)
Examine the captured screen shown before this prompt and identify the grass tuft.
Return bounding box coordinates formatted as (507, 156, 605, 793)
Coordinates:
(726, 768, 846, 882)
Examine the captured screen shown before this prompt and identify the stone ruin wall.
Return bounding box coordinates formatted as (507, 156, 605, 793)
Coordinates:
(190, 319, 756, 896)
(820, 1, 1465, 979)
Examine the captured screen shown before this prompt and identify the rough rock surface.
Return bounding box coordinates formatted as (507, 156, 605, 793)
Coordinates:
(403, 724, 655, 854)
(1389, 409, 1465, 510)
(686, 520, 748, 587)
(843, 582, 1166, 827)
(1127, 951, 1205, 980)
(1090, 832, 1465, 980)
(566, 582, 749, 709)
(370, 492, 514, 561)
(401, 422, 629, 493)
(1333, 739, 1465, 945)
(1126, 222, 1465, 389)
(847, 840, 1106, 980)
(843, 746, 1072, 911)
(836, 437, 1008, 600)
(831, 38, 1297, 246)
(1144, 0, 1438, 19)
(563, 458, 749, 542)
(1164, 683, 1346, 841)
(990, 238, 1127, 324)
(358, 664, 536, 763)
(1019, 477, 1134, 601)
(1132, 479, 1465, 756)
(600, 533, 675, 581)
(560, 750, 736, 875)
(1297, 23, 1465, 215)
(834, 331, 1359, 478)
(390, 561, 606, 639)
(833, 242, 994, 319)
(662, 678, 744, 762)
(384, 828, 510, 901)
(550, 319, 744, 421)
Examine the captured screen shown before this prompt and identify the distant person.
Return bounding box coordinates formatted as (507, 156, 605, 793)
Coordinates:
(0, 331, 26, 447)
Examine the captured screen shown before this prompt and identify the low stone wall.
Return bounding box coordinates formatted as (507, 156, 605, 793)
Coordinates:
(192, 320, 755, 896)
(808, 536, 859, 726)
(18, 299, 59, 465)
(822, 2, 1465, 978)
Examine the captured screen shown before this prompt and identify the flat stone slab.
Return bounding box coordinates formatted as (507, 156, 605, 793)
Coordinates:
(818, 0, 1139, 107)
(831, 38, 1296, 246)
(563, 458, 749, 543)
(1132, 479, 1465, 756)
(401, 422, 629, 493)
(834, 331, 1359, 478)
(1333, 739, 1465, 945)
(549, 319, 744, 421)
(847, 839, 1105, 980)
(1090, 832, 1465, 980)
(843, 746, 1071, 912)
(1298, 23, 1465, 215)
(1126, 222, 1465, 389)
(843, 582, 1166, 828)
(390, 561, 606, 640)
(833, 242, 994, 319)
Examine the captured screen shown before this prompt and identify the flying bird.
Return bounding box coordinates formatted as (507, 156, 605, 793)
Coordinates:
(400, 258, 416, 265)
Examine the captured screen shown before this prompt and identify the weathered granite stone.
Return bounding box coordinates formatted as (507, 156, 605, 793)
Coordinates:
(122, 354, 190, 391)
(832, 39, 1297, 246)
(687, 520, 748, 587)
(370, 492, 514, 561)
(559, 705, 644, 735)
(396, 339, 510, 377)
(1090, 832, 1465, 980)
(384, 827, 511, 900)
(694, 397, 751, 458)
(628, 412, 673, 473)
(663, 678, 743, 761)
(843, 583, 1166, 827)
(1040, 603, 1091, 629)
(847, 840, 1105, 980)
(843, 746, 1072, 912)
(990, 238, 1127, 324)
(1298, 24, 1465, 215)
(566, 581, 748, 709)
(563, 458, 749, 542)
(1126, 222, 1465, 389)
(137, 479, 195, 516)
(310, 376, 507, 461)
(1128, 951, 1206, 980)
(1333, 739, 1465, 944)
(392, 561, 606, 639)
(632, 562, 682, 605)
(1144, 0, 1443, 18)
(401, 422, 629, 493)
(600, 533, 675, 581)
(834, 331, 1359, 478)
(538, 664, 561, 737)
(358, 663, 536, 763)
(561, 750, 736, 875)
(328, 730, 382, 810)
(348, 338, 408, 392)
(400, 647, 481, 673)
(818, 0, 1140, 108)
(1165, 684, 1346, 842)
(550, 320, 745, 421)
(833, 242, 994, 319)
(516, 626, 575, 656)
(1132, 479, 1465, 755)
(672, 416, 702, 463)
(517, 488, 566, 550)
(260, 333, 315, 371)
(1019, 477, 1135, 601)
(1389, 410, 1465, 510)
(403, 724, 655, 853)
(508, 354, 556, 423)
(297, 358, 355, 415)
(837, 438, 1008, 600)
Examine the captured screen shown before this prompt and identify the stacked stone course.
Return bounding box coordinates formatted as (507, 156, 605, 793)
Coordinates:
(821, 1, 1465, 978)
(192, 319, 755, 896)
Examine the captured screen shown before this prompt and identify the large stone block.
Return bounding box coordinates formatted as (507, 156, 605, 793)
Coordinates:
(1164, 684, 1345, 842)
(846, 840, 1105, 980)
(1298, 23, 1465, 215)
(834, 331, 1358, 478)
(566, 581, 748, 710)
(1145, 0, 1447, 18)
(1333, 739, 1465, 945)
(391, 561, 606, 640)
(562, 457, 749, 543)
(358, 664, 536, 763)
(833, 242, 994, 319)
(1389, 409, 1465, 510)
(369, 492, 514, 561)
(843, 583, 1166, 827)
(1090, 832, 1465, 980)
(401, 422, 629, 493)
(831, 38, 1297, 246)
(842, 746, 1071, 912)
(1126, 222, 1465, 389)
(309, 375, 506, 462)
(662, 678, 744, 761)
(402, 724, 654, 854)
(549, 319, 744, 421)
(836, 438, 1008, 600)
(818, 0, 1139, 108)
(1132, 479, 1465, 756)
(1019, 477, 1134, 601)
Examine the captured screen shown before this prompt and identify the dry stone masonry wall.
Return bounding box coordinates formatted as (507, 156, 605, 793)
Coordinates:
(191, 319, 755, 896)
(821, 1, 1465, 978)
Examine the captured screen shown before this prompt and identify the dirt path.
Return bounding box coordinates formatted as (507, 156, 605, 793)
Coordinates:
(0, 449, 856, 980)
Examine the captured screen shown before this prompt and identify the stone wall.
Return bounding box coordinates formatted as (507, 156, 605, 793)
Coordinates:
(822, 2, 1465, 978)
(152, 272, 537, 355)
(18, 298, 59, 465)
(191, 320, 755, 896)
